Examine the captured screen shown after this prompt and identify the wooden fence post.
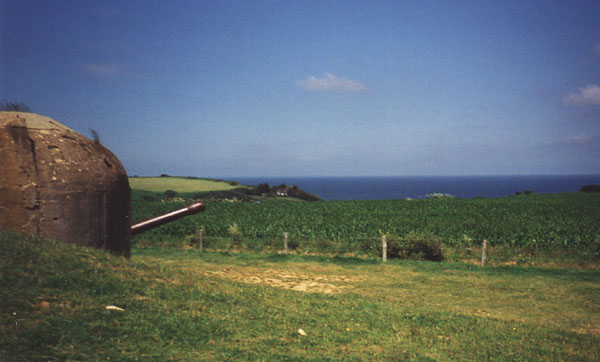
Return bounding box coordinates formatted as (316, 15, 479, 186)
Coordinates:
(481, 239, 487, 267)
(382, 234, 387, 263)
(284, 232, 289, 255)
(197, 228, 204, 252)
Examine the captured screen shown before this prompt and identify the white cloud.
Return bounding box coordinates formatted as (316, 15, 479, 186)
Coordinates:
(563, 134, 594, 145)
(81, 63, 123, 77)
(296, 73, 366, 92)
(563, 84, 600, 106)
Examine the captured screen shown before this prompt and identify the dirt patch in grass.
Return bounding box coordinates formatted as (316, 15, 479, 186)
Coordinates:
(203, 268, 360, 294)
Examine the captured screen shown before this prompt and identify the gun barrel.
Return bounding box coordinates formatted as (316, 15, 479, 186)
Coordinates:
(131, 202, 205, 235)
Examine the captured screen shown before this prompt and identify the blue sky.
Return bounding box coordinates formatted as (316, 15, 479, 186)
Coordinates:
(2, 0, 600, 177)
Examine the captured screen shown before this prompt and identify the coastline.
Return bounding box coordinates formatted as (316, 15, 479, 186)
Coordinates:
(230, 175, 600, 200)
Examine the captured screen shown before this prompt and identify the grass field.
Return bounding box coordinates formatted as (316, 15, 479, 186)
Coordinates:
(1, 232, 599, 361)
(129, 176, 245, 193)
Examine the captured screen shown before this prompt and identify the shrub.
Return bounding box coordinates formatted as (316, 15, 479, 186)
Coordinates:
(287, 185, 322, 201)
(386, 232, 445, 261)
(515, 190, 534, 195)
(228, 223, 241, 246)
(89, 129, 101, 144)
(191, 189, 252, 202)
(580, 184, 600, 193)
(164, 190, 177, 200)
(258, 183, 271, 193)
(361, 237, 381, 254)
(0, 101, 32, 112)
(245, 184, 267, 197)
(184, 227, 205, 247)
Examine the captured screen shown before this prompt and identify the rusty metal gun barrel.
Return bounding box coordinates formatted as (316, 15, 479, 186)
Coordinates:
(131, 202, 205, 235)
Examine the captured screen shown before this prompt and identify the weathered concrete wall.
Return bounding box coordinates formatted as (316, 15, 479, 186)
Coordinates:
(0, 112, 130, 257)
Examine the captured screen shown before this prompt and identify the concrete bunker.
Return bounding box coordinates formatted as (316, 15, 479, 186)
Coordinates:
(0, 112, 131, 257)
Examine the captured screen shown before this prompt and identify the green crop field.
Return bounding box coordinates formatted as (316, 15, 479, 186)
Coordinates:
(132, 191, 600, 267)
(129, 176, 245, 193)
(2, 232, 599, 361)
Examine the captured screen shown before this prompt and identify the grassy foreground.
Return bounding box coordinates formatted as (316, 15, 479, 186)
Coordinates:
(2, 232, 599, 361)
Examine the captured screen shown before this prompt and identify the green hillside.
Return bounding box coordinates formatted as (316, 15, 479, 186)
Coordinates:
(129, 176, 244, 193)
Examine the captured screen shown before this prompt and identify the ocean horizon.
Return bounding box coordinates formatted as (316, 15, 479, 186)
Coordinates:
(231, 175, 600, 201)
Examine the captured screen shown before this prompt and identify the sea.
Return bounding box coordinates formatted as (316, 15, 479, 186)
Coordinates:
(231, 175, 600, 201)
